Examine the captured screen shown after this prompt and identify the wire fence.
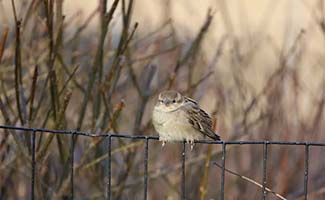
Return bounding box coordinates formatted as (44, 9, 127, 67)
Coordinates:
(1, 125, 324, 200)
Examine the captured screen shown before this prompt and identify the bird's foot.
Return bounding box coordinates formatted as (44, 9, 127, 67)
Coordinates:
(190, 140, 195, 150)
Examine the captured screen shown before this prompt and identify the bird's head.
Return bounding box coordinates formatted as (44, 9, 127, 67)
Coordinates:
(156, 90, 184, 111)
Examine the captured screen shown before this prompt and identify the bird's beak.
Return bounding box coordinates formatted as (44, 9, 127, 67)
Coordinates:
(163, 99, 171, 105)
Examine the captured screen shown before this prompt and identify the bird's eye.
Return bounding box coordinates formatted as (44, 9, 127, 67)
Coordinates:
(172, 100, 176, 103)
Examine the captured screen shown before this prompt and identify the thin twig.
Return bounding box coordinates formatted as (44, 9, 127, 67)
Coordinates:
(0, 26, 9, 63)
(213, 162, 287, 200)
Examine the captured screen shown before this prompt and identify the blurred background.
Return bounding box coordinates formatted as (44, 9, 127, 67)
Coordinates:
(0, 0, 324, 199)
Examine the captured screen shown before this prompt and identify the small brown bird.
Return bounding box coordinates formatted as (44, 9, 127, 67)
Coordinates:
(152, 90, 220, 148)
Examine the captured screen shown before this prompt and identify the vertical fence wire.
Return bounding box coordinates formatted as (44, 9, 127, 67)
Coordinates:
(304, 144, 310, 200)
(262, 142, 268, 200)
(106, 136, 112, 200)
(31, 130, 36, 200)
(181, 141, 186, 200)
(220, 142, 226, 200)
(70, 132, 75, 200)
(143, 138, 149, 200)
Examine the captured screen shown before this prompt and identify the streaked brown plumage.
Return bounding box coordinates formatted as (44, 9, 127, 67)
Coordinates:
(152, 90, 220, 147)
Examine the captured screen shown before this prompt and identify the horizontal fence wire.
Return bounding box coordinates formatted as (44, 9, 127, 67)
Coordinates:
(1, 125, 325, 146)
(1, 125, 325, 200)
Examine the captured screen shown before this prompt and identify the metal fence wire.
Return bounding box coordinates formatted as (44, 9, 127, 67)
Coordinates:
(1, 125, 324, 200)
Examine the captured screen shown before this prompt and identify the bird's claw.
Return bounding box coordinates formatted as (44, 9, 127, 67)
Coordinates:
(186, 139, 195, 150)
(190, 140, 195, 150)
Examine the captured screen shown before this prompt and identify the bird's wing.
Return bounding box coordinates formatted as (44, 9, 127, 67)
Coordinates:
(182, 97, 220, 140)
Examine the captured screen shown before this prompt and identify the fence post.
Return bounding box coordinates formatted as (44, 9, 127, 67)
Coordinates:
(220, 142, 226, 200)
(304, 144, 309, 200)
(181, 141, 186, 200)
(70, 131, 75, 200)
(107, 136, 112, 200)
(144, 137, 149, 200)
(262, 142, 268, 200)
(31, 130, 36, 200)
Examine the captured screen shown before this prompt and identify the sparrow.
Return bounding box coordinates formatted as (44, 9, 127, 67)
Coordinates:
(152, 90, 220, 148)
